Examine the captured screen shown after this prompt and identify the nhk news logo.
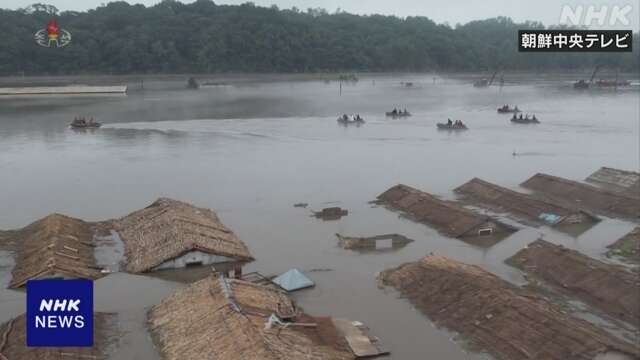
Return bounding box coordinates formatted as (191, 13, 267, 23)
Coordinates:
(26, 279, 93, 347)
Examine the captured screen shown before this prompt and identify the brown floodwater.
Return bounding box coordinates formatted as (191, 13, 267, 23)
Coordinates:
(0, 73, 638, 359)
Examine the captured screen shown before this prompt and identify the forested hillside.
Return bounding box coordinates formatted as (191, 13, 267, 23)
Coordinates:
(0, 1, 637, 75)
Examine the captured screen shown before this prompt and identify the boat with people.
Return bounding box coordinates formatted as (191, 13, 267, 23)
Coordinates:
(497, 105, 521, 114)
(386, 108, 411, 118)
(437, 119, 468, 131)
(511, 114, 539, 124)
(337, 114, 365, 125)
(70, 117, 101, 129)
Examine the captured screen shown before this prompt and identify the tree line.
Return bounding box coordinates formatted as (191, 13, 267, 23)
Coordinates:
(0, 1, 637, 75)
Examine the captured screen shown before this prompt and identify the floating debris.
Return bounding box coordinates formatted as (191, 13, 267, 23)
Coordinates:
(333, 318, 389, 358)
(379, 255, 640, 360)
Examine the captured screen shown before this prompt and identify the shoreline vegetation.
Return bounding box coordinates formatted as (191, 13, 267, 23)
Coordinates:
(0, 1, 638, 76)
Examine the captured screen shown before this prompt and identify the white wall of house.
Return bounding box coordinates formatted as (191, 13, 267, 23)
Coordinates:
(152, 250, 235, 270)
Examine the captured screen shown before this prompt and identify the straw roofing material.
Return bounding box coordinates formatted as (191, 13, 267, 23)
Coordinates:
(379, 255, 640, 360)
(507, 239, 640, 326)
(377, 184, 517, 239)
(148, 275, 354, 360)
(113, 198, 254, 273)
(6, 214, 103, 289)
(586, 167, 640, 196)
(521, 173, 640, 220)
(608, 227, 640, 264)
(0, 313, 116, 360)
(455, 178, 599, 227)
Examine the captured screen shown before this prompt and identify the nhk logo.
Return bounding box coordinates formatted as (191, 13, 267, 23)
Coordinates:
(26, 279, 93, 347)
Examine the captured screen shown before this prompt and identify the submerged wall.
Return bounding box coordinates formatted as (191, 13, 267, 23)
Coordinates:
(152, 250, 235, 270)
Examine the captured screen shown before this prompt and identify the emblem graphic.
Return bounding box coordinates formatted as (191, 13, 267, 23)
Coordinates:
(35, 20, 71, 48)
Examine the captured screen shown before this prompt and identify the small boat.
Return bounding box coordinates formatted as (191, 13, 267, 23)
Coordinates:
(573, 80, 590, 89)
(473, 79, 489, 87)
(437, 122, 468, 131)
(70, 118, 101, 129)
(386, 111, 411, 118)
(337, 115, 365, 125)
(511, 116, 539, 124)
(497, 106, 521, 114)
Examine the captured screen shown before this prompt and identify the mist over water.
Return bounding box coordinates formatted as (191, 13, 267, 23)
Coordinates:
(0, 74, 638, 359)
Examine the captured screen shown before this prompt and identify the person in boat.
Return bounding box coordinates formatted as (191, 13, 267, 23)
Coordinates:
(356, 114, 362, 121)
(514, 106, 520, 112)
(447, 118, 453, 126)
(392, 108, 398, 115)
(532, 115, 537, 121)
(403, 108, 408, 115)
(519, 114, 524, 120)
(525, 114, 530, 120)
(512, 114, 517, 120)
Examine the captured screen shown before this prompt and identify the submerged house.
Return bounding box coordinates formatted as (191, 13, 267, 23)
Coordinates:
(0, 313, 116, 360)
(607, 227, 640, 264)
(586, 167, 640, 196)
(455, 178, 599, 228)
(377, 184, 517, 244)
(148, 275, 358, 360)
(113, 198, 254, 275)
(7, 214, 103, 289)
(507, 239, 639, 326)
(522, 173, 640, 220)
(378, 255, 640, 360)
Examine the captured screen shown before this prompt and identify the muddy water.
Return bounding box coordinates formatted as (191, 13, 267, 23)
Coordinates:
(0, 74, 638, 359)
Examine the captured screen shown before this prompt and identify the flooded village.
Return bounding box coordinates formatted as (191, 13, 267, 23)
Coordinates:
(0, 71, 638, 359)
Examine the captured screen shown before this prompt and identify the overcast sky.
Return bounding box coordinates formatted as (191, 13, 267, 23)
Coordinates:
(3, 0, 638, 30)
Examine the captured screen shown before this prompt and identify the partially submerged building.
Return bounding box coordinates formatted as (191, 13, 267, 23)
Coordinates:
(377, 184, 517, 245)
(112, 198, 254, 274)
(507, 239, 639, 326)
(607, 227, 640, 264)
(6, 214, 103, 289)
(148, 275, 385, 359)
(455, 178, 599, 229)
(522, 173, 640, 220)
(586, 167, 640, 196)
(336, 233, 414, 251)
(0, 313, 117, 360)
(378, 255, 640, 360)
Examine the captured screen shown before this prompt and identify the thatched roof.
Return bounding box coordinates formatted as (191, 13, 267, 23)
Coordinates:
(521, 173, 640, 219)
(7, 214, 103, 289)
(0, 313, 116, 360)
(377, 184, 516, 238)
(508, 239, 639, 326)
(455, 178, 599, 226)
(608, 227, 640, 264)
(148, 275, 354, 360)
(586, 167, 640, 196)
(113, 198, 254, 273)
(379, 255, 640, 360)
